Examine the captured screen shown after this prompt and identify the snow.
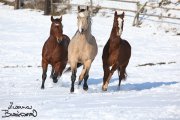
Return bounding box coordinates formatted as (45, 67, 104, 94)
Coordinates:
(0, 2, 180, 120)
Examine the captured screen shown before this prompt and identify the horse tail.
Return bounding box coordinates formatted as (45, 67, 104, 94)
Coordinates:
(64, 63, 82, 73)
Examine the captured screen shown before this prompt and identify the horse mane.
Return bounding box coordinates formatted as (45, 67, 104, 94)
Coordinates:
(88, 16, 92, 34)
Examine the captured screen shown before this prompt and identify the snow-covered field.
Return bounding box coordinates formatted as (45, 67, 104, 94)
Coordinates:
(0, 2, 180, 120)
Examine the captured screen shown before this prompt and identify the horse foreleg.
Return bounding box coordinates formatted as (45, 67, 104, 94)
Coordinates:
(117, 64, 128, 90)
(102, 65, 110, 87)
(70, 63, 77, 93)
(71, 71, 76, 93)
(102, 64, 117, 91)
(83, 73, 89, 91)
(41, 60, 48, 89)
(82, 60, 92, 91)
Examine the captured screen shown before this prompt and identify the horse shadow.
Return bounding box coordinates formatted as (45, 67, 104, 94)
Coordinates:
(87, 77, 178, 92)
(88, 77, 118, 85)
(108, 81, 178, 92)
(50, 76, 178, 93)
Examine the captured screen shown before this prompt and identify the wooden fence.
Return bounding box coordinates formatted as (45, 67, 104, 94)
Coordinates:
(14, 0, 180, 26)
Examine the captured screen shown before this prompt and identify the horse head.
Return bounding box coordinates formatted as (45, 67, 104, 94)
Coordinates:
(50, 16, 63, 43)
(113, 11, 125, 36)
(77, 6, 91, 33)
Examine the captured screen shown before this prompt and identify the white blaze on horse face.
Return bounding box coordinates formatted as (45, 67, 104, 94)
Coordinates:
(55, 23, 60, 26)
(78, 21, 82, 33)
(79, 12, 85, 17)
(78, 12, 86, 33)
(117, 17, 123, 36)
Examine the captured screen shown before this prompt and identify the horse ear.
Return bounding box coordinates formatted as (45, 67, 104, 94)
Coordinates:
(59, 16, 62, 22)
(78, 6, 80, 12)
(122, 11, 125, 18)
(51, 16, 54, 22)
(114, 11, 117, 17)
(86, 6, 89, 11)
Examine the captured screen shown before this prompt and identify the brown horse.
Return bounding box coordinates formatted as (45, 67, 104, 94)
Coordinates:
(41, 16, 70, 89)
(102, 11, 131, 91)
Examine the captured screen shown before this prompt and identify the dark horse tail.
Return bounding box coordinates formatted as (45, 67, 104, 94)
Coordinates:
(118, 67, 128, 80)
(64, 63, 82, 73)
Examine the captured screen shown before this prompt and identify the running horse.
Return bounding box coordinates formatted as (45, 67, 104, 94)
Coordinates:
(67, 6, 98, 92)
(102, 11, 131, 91)
(41, 16, 70, 89)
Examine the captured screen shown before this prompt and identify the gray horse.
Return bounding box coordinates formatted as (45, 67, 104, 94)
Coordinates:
(68, 6, 98, 92)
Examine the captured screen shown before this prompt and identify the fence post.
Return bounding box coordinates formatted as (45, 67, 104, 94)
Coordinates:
(44, 0, 51, 15)
(90, 0, 93, 14)
(136, 2, 140, 26)
(14, 0, 20, 9)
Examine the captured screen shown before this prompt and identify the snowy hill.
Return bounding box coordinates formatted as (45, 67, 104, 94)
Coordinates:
(0, 2, 180, 120)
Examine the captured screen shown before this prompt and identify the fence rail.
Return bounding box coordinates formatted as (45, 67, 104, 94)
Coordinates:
(55, 3, 138, 13)
(140, 13, 180, 20)
(13, 0, 180, 26)
(145, 4, 180, 11)
(110, 0, 139, 3)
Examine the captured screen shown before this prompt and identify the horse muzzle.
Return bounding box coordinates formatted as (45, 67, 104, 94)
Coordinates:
(56, 38, 63, 44)
(79, 28, 85, 34)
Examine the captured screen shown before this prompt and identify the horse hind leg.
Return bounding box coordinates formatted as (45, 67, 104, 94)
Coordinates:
(78, 65, 86, 85)
(50, 67, 54, 78)
(118, 67, 121, 87)
(118, 66, 127, 87)
(41, 60, 48, 89)
(53, 62, 66, 83)
(52, 73, 58, 83)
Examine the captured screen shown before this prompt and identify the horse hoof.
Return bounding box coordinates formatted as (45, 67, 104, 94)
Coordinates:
(50, 75, 53, 78)
(53, 79, 58, 83)
(41, 86, 45, 89)
(102, 87, 107, 91)
(70, 87, 74, 93)
(78, 81, 82, 85)
(117, 86, 121, 91)
(83, 85, 88, 91)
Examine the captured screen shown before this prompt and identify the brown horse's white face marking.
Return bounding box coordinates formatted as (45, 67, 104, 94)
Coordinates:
(77, 6, 90, 33)
(118, 17, 123, 36)
(54, 23, 60, 26)
(114, 11, 124, 36)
